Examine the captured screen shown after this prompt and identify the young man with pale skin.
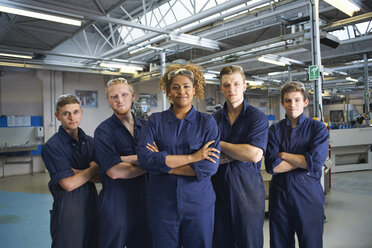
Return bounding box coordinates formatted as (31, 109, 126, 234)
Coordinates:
(265, 82, 329, 248)
(41, 94, 99, 248)
(94, 78, 152, 248)
(212, 65, 268, 248)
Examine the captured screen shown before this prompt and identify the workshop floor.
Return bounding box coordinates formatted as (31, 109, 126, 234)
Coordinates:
(0, 171, 372, 248)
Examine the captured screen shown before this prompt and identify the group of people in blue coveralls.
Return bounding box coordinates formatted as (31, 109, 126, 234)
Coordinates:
(41, 62, 328, 248)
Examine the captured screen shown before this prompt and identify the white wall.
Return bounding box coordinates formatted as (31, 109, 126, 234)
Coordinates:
(0, 69, 42, 115)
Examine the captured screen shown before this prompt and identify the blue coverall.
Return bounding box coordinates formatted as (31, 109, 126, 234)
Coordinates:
(41, 126, 98, 248)
(212, 100, 268, 248)
(137, 106, 220, 248)
(265, 113, 329, 248)
(94, 114, 152, 248)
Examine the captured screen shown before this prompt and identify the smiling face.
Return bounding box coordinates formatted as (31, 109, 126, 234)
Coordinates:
(107, 83, 135, 116)
(55, 103, 82, 132)
(220, 71, 247, 106)
(169, 75, 195, 109)
(281, 91, 309, 120)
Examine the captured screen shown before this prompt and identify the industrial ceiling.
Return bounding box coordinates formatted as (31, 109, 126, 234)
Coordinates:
(0, 0, 371, 97)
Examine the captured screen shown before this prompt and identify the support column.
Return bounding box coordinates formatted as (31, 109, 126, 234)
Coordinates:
(364, 53, 370, 122)
(161, 51, 167, 111)
(309, 0, 324, 121)
(36, 70, 63, 142)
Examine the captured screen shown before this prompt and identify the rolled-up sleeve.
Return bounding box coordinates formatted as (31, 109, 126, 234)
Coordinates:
(265, 125, 282, 175)
(137, 115, 171, 174)
(304, 122, 329, 173)
(94, 123, 122, 174)
(41, 144, 74, 183)
(189, 116, 220, 181)
(246, 110, 268, 153)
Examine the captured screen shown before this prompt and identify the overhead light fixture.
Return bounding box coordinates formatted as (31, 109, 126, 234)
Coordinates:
(0, 61, 41, 68)
(128, 47, 147, 55)
(268, 71, 287, 76)
(346, 76, 358, 82)
(0, 52, 32, 59)
(204, 73, 217, 80)
(246, 80, 264, 86)
(168, 33, 220, 51)
(258, 55, 289, 67)
(0, 5, 82, 26)
(99, 62, 143, 74)
(258, 54, 306, 67)
(323, 0, 361, 17)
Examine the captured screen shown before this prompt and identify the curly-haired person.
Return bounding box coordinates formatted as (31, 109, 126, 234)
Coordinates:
(137, 64, 221, 248)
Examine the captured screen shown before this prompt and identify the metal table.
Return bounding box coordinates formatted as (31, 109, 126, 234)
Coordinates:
(0, 145, 38, 177)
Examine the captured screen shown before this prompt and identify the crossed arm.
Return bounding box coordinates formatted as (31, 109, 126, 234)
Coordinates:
(59, 161, 99, 192)
(219, 141, 263, 164)
(146, 141, 220, 176)
(106, 155, 146, 179)
(272, 152, 307, 173)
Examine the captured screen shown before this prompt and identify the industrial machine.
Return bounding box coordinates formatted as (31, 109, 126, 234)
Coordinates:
(132, 94, 152, 120)
(205, 97, 222, 113)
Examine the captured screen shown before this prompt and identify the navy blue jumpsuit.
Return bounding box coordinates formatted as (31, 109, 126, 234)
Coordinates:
(94, 113, 152, 248)
(137, 106, 220, 248)
(265, 114, 329, 248)
(212, 100, 268, 248)
(41, 126, 98, 248)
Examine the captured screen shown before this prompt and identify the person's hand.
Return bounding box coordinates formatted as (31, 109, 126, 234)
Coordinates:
(192, 140, 220, 163)
(146, 141, 159, 152)
(219, 153, 233, 164)
(71, 168, 81, 174)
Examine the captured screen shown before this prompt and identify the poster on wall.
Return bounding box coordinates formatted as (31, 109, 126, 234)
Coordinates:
(75, 90, 98, 108)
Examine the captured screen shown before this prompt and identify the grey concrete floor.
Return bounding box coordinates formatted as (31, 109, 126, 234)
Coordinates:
(1, 171, 372, 247)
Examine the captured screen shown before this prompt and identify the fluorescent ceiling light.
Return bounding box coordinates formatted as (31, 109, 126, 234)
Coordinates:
(258, 55, 288, 67)
(204, 73, 217, 80)
(0, 52, 32, 59)
(0, 61, 41, 68)
(128, 47, 147, 55)
(323, 0, 360, 17)
(346, 76, 358, 82)
(246, 80, 264, 86)
(168, 33, 220, 51)
(0, 5, 81, 26)
(99, 62, 143, 74)
(268, 71, 287, 76)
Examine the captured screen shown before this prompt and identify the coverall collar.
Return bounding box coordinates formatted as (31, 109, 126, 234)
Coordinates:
(167, 105, 196, 124)
(58, 125, 87, 145)
(285, 112, 306, 127)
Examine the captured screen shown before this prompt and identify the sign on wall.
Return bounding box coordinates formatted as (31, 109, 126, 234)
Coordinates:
(309, 65, 320, 81)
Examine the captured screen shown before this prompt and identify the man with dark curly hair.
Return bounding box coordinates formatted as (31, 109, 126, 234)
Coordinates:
(138, 64, 220, 248)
